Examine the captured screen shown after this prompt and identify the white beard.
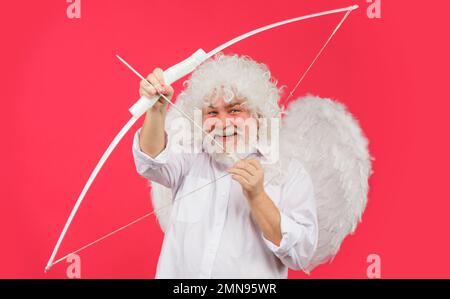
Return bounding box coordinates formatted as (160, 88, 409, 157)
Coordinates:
(202, 126, 258, 167)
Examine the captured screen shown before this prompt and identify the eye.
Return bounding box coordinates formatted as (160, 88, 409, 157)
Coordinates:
(207, 111, 218, 116)
(230, 108, 241, 114)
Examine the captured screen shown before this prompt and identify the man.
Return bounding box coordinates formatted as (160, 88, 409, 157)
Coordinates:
(132, 54, 318, 278)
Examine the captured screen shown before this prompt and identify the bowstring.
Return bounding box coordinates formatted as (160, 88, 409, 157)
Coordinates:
(282, 9, 352, 109)
(49, 8, 354, 268)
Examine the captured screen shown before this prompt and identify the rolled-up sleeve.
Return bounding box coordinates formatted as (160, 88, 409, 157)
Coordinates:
(132, 128, 193, 189)
(262, 160, 318, 272)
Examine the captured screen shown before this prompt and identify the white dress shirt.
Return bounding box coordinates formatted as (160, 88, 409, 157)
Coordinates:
(132, 128, 318, 278)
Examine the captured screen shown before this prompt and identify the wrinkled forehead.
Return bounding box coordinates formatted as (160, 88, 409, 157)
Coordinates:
(202, 86, 247, 109)
(203, 98, 247, 111)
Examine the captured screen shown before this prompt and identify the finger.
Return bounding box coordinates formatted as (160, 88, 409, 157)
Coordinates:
(247, 159, 261, 171)
(162, 84, 174, 97)
(146, 73, 163, 93)
(233, 162, 255, 177)
(233, 160, 249, 170)
(140, 79, 157, 96)
(238, 160, 257, 173)
(228, 168, 252, 181)
(153, 68, 165, 86)
(231, 174, 250, 188)
(139, 88, 151, 98)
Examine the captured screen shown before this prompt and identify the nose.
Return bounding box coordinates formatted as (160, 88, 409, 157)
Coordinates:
(204, 112, 235, 133)
(209, 112, 233, 131)
(216, 113, 229, 129)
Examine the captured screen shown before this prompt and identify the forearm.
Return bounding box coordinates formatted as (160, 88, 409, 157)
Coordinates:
(138, 67, 174, 158)
(139, 108, 167, 158)
(248, 191, 282, 246)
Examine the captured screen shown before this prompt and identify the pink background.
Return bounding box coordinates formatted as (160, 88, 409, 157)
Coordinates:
(2, 0, 449, 278)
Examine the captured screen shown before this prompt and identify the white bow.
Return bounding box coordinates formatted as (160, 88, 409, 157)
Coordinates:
(45, 4, 358, 272)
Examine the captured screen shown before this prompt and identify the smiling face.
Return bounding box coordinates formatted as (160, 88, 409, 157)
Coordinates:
(174, 54, 282, 166)
(201, 88, 259, 165)
(202, 97, 251, 149)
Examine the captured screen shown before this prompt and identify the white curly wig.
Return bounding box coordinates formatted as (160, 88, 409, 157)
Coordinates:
(175, 52, 283, 120)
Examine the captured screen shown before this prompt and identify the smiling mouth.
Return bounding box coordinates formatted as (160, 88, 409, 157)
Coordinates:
(214, 132, 238, 141)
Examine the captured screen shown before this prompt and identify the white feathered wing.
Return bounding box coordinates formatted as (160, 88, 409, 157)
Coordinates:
(280, 95, 373, 272)
(149, 95, 373, 273)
